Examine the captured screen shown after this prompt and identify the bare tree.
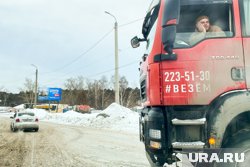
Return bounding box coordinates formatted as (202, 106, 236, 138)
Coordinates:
(86, 79, 102, 109)
(0, 88, 10, 106)
(99, 76, 109, 109)
(63, 76, 85, 105)
(2, 89, 9, 106)
(111, 75, 141, 107)
(125, 88, 134, 108)
(84, 76, 114, 109)
(93, 80, 100, 108)
(20, 78, 35, 105)
(119, 76, 128, 106)
(64, 76, 84, 90)
(125, 87, 141, 108)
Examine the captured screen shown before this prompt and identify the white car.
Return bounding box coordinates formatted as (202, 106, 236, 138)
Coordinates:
(10, 111, 39, 132)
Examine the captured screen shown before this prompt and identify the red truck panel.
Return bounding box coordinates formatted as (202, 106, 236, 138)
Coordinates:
(160, 38, 246, 105)
(143, 0, 246, 106)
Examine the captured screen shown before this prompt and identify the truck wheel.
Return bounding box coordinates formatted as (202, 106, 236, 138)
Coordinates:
(215, 131, 250, 167)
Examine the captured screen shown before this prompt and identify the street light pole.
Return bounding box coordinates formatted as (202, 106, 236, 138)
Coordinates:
(31, 64, 38, 108)
(105, 11, 119, 104)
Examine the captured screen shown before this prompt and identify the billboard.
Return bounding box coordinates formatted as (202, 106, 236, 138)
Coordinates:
(48, 88, 62, 101)
(38, 87, 62, 102)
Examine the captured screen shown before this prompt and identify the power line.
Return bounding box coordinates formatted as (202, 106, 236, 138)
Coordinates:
(119, 17, 144, 28)
(41, 28, 113, 75)
(1, 72, 34, 84)
(39, 60, 138, 86)
(38, 17, 145, 85)
(86, 60, 138, 78)
(3, 17, 144, 92)
(53, 45, 134, 79)
(41, 17, 144, 75)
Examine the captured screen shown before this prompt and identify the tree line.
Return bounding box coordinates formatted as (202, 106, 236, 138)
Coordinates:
(0, 76, 141, 109)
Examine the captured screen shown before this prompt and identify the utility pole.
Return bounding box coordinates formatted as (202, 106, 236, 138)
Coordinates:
(31, 64, 38, 108)
(105, 11, 119, 104)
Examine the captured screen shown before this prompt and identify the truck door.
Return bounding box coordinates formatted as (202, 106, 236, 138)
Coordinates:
(161, 0, 246, 105)
(239, 0, 250, 88)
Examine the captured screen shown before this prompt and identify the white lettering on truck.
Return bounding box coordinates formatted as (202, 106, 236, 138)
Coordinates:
(164, 71, 211, 93)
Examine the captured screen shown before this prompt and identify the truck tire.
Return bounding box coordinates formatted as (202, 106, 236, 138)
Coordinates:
(215, 130, 250, 167)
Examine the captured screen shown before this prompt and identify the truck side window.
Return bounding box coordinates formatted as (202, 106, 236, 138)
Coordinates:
(239, 0, 250, 36)
(174, 1, 234, 48)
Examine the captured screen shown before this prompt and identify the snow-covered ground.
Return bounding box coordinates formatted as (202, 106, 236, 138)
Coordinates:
(0, 104, 192, 167)
(0, 103, 140, 134)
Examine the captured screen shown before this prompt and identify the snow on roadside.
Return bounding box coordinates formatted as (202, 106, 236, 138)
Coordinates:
(26, 108, 48, 120)
(0, 107, 10, 111)
(44, 103, 139, 134)
(45, 110, 99, 127)
(14, 104, 25, 109)
(91, 103, 139, 133)
(0, 103, 140, 134)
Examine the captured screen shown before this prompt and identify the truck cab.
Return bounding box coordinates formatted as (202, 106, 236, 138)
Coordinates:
(132, 0, 250, 166)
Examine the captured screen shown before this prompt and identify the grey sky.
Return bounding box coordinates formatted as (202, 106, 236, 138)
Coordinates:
(0, 0, 150, 93)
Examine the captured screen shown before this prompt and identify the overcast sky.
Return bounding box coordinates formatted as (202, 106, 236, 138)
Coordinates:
(0, 0, 150, 93)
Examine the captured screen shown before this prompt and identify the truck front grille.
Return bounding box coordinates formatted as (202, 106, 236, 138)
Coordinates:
(140, 80, 146, 101)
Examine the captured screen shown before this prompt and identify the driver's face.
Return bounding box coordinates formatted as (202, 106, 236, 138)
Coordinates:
(199, 18, 210, 31)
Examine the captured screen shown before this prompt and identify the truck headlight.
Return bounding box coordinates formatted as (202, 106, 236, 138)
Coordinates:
(149, 129, 161, 139)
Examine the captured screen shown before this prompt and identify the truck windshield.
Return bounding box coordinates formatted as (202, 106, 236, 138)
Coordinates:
(173, 0, 233, 48)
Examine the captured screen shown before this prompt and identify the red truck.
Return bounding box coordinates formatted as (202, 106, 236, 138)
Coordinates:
(131, 0, 250, 166)
(76, 105, 91, 113)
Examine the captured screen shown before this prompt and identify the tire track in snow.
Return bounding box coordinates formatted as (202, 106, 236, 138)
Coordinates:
(30, 133, 35, 167)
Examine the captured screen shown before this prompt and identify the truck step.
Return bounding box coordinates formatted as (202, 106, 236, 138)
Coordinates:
(172, 118, 206, 125)
(172, 141, 205, 149)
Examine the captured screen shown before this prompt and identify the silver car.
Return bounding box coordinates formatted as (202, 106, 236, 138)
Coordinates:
(10, 111, 39, 132)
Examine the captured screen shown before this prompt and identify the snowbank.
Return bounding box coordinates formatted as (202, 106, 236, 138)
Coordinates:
(27, 108, 49, 120)
(45, 103, 139, 134)
(91, 103, 139, 133)
(0, 103, 139, 134)
(0, 107, 9, 111)
(14, 104, 25, 109)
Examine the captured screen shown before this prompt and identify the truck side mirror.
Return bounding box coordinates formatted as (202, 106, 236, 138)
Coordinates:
(131, 36, 140, 48)
(131, 36, 147, 48)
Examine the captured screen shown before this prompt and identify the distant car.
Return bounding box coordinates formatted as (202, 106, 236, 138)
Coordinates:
(10, 111, 39, 132)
